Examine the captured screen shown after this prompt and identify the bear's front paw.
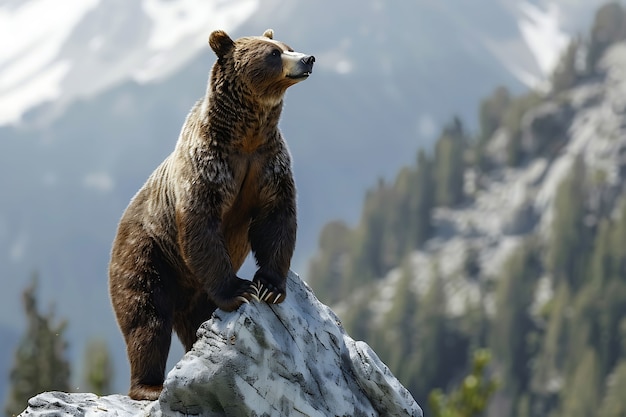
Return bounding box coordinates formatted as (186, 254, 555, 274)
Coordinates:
(214, 277, 260, 312)
(253, 269, 286, 304)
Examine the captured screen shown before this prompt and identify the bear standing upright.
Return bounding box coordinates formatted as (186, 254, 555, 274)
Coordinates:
(108, 29, 314, 401)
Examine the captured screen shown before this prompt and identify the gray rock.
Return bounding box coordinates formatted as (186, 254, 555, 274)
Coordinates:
(18, 392, 147, 416)
(156, 271, 421, 417)
(19, 272, 421, 417)
(520, 101, 573, 156)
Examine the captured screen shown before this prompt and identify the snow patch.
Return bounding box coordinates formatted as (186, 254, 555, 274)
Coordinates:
(517, 1, 569, 77)
(142, 0, 258, 50)
(0, 0, 99, 125)
(133, 0, 259, 82)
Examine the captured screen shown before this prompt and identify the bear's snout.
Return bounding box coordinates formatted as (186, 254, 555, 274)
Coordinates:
(301, 55, 315, 74)
(284, 52, 315, 80)
(301, 55, 315, 67)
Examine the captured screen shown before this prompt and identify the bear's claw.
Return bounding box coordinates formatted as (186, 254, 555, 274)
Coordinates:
(255, 282, 283, 304)
(252, 280, 283, 304)
(260, 287, 269, 301)
(248, 282, 260, 302)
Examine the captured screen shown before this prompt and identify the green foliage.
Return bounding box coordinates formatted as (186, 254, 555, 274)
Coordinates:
(408, 149, 436, 249)
(551, 38, 581, 94)
(350, 179, 398, 281)
(83, 339, 113, 396)
(478, 86, 511, 143)
(307, 221, 352, 304)
(547, 155, 590, 290)
(376, 261, 420, 382)
(501, 92, 542, 166)
(587, 2, 626, 71)
(559, 348, 601, 417)
(531, 282, 570, 397)
(410, 269, 452, 399)
(472, 86, 513, 173)
(428, 349, 498, 417)
(490, 240, 541, 396)
(470, 88, 542, 169)
(434, 117, 467, 207)
(5, 278, 71, 417)
(598, 360, 626, 417)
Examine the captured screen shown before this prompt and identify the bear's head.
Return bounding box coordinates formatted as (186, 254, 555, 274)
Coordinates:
(208, 29, 315, 107)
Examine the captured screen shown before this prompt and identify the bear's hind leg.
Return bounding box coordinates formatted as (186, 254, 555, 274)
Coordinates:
(120, 292, 173, 400)
(126, 319, 172, 401)
(174, 293, 217, 351)
(110, 240, 175, 401)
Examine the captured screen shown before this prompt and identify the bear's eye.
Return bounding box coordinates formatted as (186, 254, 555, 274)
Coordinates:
(270, 49, 281, 58)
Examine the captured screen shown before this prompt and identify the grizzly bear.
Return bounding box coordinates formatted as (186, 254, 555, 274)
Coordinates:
(108, 29, 314, 401)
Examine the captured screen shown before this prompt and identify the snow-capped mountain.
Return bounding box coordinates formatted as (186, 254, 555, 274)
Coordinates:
(0, 0, 604, 128)
(0, 0, 611, 404)
(0, 0, 262, 126)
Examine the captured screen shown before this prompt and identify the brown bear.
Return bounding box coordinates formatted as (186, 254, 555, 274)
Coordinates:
(108, 29, 314, 401)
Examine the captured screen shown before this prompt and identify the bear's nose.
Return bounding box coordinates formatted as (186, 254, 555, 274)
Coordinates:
(301, 55, 315, 67)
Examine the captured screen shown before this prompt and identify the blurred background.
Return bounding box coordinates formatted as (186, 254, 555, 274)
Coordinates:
(2, 0, 625, 415)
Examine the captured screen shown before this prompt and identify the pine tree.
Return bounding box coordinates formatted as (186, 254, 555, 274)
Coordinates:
(412, 269, 449, 401)
(547, 155, 590, 290)
(531, 282, 571, 399)
(379, 260, 420, 379)
(350, 180, 393, 280)
(478, 86, 511, 143)
(559, 348, 601, 417)
(307, 220, 352, 304)
(598, 360, 626, 417)
(83, 338, 113, 396)
(491, 240, 540, 399)
(551, 38, 582, 94)
(501, 91, 541, 166)
(410, 263, 470, 402)
(5, 277, 71, 417)
(587, 2, 626, 71)
(434, 117, 466, 207)
(409, 149, 435, 248)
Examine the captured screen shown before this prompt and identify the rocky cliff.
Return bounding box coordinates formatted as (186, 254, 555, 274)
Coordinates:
(18, 272, 421, 417)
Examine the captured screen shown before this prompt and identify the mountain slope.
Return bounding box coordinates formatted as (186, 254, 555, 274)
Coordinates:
(307, 5, 626, 414)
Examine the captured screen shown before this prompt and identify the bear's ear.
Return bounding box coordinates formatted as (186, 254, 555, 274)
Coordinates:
(262, 29, 274, 39)
(209, 30, 235, 58)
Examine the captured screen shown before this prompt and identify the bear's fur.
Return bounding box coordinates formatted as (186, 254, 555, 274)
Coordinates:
(108, 29, 314, 401)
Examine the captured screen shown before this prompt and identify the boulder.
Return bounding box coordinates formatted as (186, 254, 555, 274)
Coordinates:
(19, 272, 421, 417)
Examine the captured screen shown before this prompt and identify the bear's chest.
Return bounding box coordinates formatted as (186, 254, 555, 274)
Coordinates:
(222, 153, 264, 222)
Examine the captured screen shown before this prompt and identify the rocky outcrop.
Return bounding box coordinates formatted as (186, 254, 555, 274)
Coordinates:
(19, 272, 422, 417)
